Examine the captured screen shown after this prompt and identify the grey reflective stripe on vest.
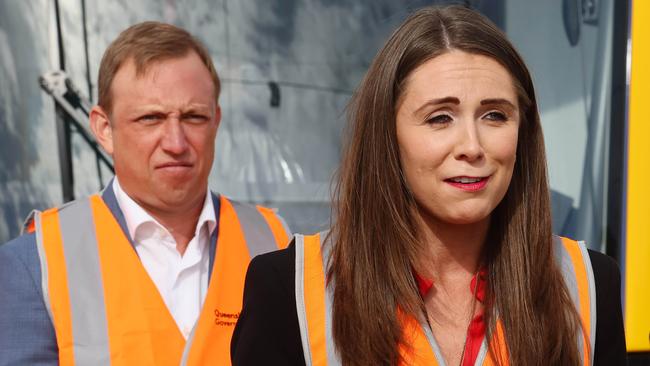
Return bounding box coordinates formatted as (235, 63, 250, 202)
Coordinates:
(553, 236, 597, 366)
(276, 213, 293, 242)
(578, 240, 597, 366)
(295, 234, 313, 366)
(421, 312, 490, 366)
(179, 323, 197, 365)
(295, 231, 341, 366)
(554, 236, 583, 357)
(180, 199, 285, 365)
(421, 311, 495, 366)
(474, 338, 490, 365)
(319, 232, 338, 366)
(36, 198, 111, 365)
(33, 211, 54, 324)
(421, 322, 448, 365)
(231, 200, 284, 257)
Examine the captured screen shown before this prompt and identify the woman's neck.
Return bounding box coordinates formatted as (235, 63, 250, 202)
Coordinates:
(415, 212, 489, 286)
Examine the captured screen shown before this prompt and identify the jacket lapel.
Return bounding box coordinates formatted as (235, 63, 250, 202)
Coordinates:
(100, 179, 134, 246)
(208, 192, 221, 279)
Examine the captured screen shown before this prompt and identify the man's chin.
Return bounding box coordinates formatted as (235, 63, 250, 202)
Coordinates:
(148, 187, 206, 211)
(154, 170, 196, 186)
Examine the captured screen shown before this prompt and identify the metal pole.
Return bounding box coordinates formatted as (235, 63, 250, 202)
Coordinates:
(79, 0, 105, 189)
(81, 0, 92, 101)
(53, 0, 74, 202)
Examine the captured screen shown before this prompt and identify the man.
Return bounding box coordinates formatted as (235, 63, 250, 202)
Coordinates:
(0, 22, 290, 365)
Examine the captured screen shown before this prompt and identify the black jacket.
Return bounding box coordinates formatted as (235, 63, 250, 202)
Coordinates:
(231, 241, 627, 365)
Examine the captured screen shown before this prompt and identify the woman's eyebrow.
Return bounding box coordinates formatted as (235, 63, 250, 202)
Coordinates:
(480, 98, 516, 109)
(413, 96, 460, 115)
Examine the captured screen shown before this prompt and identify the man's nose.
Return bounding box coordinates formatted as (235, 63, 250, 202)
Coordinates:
(160, 119, 189, 155)
(453, 120, 484, 162)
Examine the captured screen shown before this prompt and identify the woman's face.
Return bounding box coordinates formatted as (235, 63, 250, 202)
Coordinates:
(396, 50, 520, 227)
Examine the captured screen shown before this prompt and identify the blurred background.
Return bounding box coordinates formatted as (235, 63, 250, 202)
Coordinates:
(0, 0, 648, 359)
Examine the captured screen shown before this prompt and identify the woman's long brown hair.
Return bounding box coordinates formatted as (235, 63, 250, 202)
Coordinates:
(328, 5, 583, 365)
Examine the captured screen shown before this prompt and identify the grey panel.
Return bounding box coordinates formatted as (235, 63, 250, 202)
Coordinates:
(1, 0, 617, 253)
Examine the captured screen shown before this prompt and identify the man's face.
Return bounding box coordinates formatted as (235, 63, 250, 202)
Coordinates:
(93, 52, 220, 216)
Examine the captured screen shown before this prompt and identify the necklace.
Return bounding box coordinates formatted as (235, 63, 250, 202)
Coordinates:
(424, 267, 482, 366)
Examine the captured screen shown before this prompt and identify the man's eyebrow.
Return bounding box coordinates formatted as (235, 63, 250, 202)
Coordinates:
(183, 104, 211, 111)
(413, 96, 460, 115)
(130, 105, 165, 113)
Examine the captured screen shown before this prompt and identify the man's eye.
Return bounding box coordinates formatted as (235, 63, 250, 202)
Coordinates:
(425, 114, 452, 124)
(138, 114, 162, 122)
(484, 111, 507, 121)
(184, 114, 209, 123)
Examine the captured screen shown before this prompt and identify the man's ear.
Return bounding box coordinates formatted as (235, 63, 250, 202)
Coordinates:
(214, 105, 222, 130)
(89, 106, 114, 155)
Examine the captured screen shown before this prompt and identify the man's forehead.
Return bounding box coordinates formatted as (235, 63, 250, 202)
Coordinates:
(111, 54, 214, 90)
(127, 101, 213, 112)
(115, 56, 173, 80)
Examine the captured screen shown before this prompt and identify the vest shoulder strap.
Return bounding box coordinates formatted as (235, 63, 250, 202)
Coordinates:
(227, 197, 292, 253)
(180, 197, 292, 365)
(553, 236, 597, 366)
(295, 231, 339, 366)
(34, 195, 120, 365)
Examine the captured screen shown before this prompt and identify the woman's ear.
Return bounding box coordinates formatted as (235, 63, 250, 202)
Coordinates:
(89, 106, 114, 155)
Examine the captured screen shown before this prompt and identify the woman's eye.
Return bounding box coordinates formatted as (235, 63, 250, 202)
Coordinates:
(484, 111, 507, 121)
(426, 114, 452, 124)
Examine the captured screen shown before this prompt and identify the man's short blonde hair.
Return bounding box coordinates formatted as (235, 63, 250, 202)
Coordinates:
(97, 21, 220, 113)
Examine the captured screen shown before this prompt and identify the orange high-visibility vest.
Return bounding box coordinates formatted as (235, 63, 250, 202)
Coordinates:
(29, 194, 290, 366)
(294, 232, 596, 366)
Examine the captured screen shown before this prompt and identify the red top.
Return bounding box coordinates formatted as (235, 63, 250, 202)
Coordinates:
(414, 268, 487, 366)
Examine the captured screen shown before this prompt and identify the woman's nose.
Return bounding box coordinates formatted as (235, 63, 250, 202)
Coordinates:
(453, 120, 484, 162)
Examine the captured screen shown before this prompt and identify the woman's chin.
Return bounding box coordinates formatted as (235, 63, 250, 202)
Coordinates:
(427, 209, 492, 227)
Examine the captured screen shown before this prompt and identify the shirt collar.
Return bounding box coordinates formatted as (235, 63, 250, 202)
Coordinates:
(414, 267, 487, 302)
(112, 177, 217, 242)
(195, 189, 217, 237)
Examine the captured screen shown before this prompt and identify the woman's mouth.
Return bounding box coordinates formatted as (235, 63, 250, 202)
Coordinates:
(444, 176, 490, 192)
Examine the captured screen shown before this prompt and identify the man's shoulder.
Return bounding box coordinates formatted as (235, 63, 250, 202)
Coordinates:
(0, 233, 58, 364)
(0, 232, 38, 262)
(0, 232, 40, 281)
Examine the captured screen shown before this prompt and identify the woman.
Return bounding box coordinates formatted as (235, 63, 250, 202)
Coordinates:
(231, 5, 626, 366)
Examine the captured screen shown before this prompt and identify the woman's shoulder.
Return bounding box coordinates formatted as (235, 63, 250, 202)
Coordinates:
(554, 236, 621, 283)
(244, 238, 297, 298)
(232, 238, 305, 365)
(585, 249, 627, 365)
(250, 238, 296, 272)
(585, 248, 622, 315)
(586, 248, 623, 301)
(587, 248, 621, 278)
(553, 239, 626, 364)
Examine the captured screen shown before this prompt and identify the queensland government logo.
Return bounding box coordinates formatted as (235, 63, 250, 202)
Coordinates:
(214, 308, 240, 326)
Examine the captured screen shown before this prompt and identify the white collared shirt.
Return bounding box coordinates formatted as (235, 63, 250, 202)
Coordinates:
(112, 178, 216, 339)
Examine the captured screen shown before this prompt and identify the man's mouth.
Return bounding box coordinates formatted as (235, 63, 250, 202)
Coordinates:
(156, 162, 193, 170)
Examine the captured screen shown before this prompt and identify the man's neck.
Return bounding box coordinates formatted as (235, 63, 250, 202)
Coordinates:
(141, 197, 205, 256)
(112, 177, 213, 257)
